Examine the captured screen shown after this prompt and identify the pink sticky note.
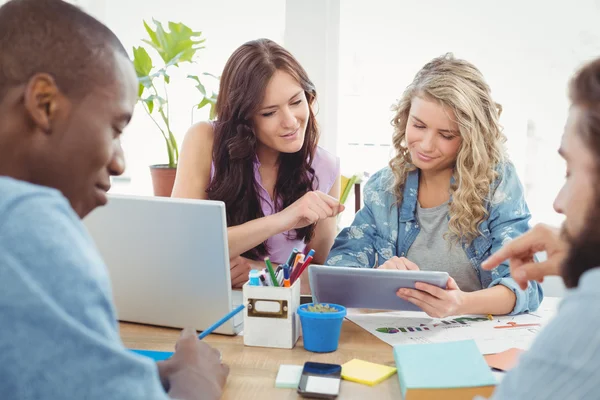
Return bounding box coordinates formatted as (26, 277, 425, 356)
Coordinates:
(484, 348, 525, 371)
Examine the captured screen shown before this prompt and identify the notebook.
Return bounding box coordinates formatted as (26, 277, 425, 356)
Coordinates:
(393, 340, 496, 400)
(341, 359, 397, 386)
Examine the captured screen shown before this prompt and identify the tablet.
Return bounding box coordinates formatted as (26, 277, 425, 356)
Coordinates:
(308, 265, 449, 312)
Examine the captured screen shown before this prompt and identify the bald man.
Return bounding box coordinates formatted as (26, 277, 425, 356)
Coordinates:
(0, 1, 228, 399)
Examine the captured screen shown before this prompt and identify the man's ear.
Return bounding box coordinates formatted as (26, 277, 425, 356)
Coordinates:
(23, 73, 63, 134)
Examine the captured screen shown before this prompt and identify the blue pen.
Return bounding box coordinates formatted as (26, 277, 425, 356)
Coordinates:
(283, 264, 291, 287)
(198, 304, 245, 339)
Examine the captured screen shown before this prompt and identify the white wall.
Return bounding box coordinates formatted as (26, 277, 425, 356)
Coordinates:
(284, 0, 340, 155)
(78, 0, 287, 195)
(337, 0, 600, 227)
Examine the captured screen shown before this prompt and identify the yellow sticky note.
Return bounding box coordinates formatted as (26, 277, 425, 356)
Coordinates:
(341, 359, 397, 386)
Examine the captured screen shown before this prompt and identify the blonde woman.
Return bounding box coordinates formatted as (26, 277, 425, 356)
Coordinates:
(326, 54, 543, 317)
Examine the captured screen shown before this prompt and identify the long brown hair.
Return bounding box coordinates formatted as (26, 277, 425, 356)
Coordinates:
(207, 38, 320, 260)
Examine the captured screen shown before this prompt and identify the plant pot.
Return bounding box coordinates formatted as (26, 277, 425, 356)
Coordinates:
(150, 164, 177, 197)
(298, 303, 347, 353)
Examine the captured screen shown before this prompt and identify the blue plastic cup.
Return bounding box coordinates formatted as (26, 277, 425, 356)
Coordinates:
(298, 303, 347, 353)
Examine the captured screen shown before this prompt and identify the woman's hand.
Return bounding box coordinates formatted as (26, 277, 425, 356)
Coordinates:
(396, 277, 466, 318)
(378, 256, 420, 270)
(277, 191, 344, 231)
(230, 256, 267, 288)
(229, 256, 253, 288)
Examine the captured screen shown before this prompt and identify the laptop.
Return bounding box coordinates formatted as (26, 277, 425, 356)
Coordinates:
(83, 194, 243, 335)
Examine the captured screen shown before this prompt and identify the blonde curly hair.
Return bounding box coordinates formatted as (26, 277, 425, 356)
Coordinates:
(389, 53, 506, 244)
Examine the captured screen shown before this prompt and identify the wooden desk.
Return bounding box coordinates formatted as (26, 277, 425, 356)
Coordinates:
(120, 318, 400, 399)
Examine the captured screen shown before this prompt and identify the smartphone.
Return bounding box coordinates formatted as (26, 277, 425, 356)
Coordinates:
(297, 362, 342, 399)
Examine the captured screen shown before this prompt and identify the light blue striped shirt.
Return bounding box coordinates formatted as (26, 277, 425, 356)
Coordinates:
(0, 177, 170, 399)
(489, 267, 600, 399)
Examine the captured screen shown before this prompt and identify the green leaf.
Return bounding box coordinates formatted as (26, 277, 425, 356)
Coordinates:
(164, 73, 170, 84)
(155, 95, 167, 107)
(142, 96, 155, 114)
(132, 46, 153, 77)
(137, 82, 145, 98)
(164, 51, 186, 68)
(143, 20, 160, 48)
(188, 74, 206, 96)
(202, 72, 220, 80)
(141, 38, 160, 52)
(138, 75, 153, 88)
(153, 19, 169, 52)
(142, 19, 205, 65)
(196, 97, 211, 110)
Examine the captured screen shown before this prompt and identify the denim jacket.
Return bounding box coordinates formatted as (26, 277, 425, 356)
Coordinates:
(326, 163, 543, 315)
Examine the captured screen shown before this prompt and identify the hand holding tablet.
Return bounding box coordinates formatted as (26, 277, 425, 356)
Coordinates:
(373, 257, 466, 317)
(309, 265, 449, 312)
(377, 256, 420, 271)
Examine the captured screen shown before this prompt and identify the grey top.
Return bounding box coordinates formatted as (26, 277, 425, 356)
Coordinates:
(406, 201, 482, 292)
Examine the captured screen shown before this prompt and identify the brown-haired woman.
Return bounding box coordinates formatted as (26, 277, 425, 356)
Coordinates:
(172, 38, 343, 288)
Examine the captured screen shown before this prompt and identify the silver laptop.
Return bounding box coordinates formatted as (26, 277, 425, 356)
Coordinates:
(83, 194, 243, 335)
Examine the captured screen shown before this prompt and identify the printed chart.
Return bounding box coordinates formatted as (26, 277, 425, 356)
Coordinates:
(347, 298, 559, 354)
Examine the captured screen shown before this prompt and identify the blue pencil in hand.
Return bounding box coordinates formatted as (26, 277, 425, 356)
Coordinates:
(198, 304, 245, 339)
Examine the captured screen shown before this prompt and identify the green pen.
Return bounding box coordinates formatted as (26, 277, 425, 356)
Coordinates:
(264, 257, 279, 287)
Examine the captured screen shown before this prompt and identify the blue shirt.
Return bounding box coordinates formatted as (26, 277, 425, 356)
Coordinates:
(490, 268, 600, 399)
(326, 163, 543, 315)
(0, 177, 169, 399)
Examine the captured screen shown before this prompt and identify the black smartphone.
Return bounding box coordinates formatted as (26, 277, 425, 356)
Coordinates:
(297, 361, 342, 399)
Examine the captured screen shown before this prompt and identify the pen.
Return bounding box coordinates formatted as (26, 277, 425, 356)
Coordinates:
(291, 250, 315, 285)
(265, 257, 279, 287)
(286, 248, 299, 268)
(289, 255, 298, 277)
(290, 249, 314, 283)
(293, 254, 303, 270)
(259, 274, 267, 286)
(487, 314, 493, 321)
(198, 304, 245, 339)
(283, 264, 291, 287)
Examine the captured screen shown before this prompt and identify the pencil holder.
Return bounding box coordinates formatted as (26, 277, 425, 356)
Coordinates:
(242, 278, 301, 349)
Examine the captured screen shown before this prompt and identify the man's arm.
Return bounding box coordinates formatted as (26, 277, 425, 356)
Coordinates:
(482, 224, 567, 289)
(0, 191, 227, 399)
(490, 270, 600, 399)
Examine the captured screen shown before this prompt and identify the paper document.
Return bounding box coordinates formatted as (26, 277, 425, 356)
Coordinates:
(346, 297, 559, 354)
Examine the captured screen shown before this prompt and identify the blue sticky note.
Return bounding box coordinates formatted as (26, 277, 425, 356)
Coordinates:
(393, 340, 496, 398)
(130, 349, 174, 361)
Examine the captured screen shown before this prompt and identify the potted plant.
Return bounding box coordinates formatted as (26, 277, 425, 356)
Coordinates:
(132, 19, 218, 196)
(297, 302, 347, 353)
